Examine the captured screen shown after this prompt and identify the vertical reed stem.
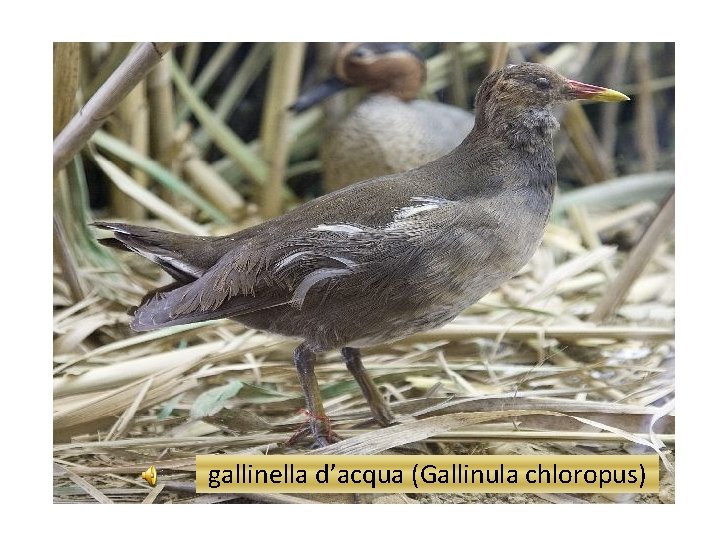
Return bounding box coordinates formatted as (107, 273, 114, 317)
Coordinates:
(147, 53, 177, 169)
(600, 42, 631, 165)
(490, 42, 510, 71)
(260, 43, 306, 218)
(633, 42, 659, 172)
(446, 42, 468, 107)
(108, 81, 149, 219)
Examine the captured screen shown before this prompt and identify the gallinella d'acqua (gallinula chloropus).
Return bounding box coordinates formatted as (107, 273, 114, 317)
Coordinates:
(292, 42, 475, 192)
(96, 63, 628, 447)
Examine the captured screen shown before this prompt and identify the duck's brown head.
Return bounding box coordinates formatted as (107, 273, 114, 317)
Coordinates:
(290, 43, 426, 113)
(334, 42, 426, 100)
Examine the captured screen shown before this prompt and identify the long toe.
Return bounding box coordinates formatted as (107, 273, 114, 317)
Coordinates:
(294, 415, 342, 448)
(312, 431, 343, 449)
(371, 403, 396, 427)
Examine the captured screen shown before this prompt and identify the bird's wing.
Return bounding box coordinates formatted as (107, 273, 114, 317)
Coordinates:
(130, 195, 498, 331)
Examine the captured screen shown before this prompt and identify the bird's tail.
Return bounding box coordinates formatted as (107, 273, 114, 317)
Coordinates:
(93, 221, 220, 283)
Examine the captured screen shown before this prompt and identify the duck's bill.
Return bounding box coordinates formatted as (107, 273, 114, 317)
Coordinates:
(566, 79, 630, 102)
(289, 76, 349, 113)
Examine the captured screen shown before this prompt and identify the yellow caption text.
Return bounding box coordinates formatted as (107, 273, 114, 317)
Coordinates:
(196, 455, 658, 493)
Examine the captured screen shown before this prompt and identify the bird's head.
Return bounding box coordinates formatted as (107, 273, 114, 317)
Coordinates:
(290, 43, 426, 113)
(334, 42, 426, 99)
(472, 63, 629, 150)
(475, 62, 629, 113)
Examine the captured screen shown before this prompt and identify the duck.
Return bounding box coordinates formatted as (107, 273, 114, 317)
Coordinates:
(292, 42, 476, 192)
(96, 63, 628, 447)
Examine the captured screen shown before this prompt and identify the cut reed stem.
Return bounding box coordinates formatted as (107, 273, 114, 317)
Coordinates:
(590, 188, 675, 322)
(54, 42, 174, 175)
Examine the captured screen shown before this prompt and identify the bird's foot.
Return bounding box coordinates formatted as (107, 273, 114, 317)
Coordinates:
(284, 409, 342, 448)
(311, 430, 343, 449)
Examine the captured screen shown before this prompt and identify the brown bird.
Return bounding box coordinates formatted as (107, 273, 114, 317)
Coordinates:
(292, 42, 475, 192)
(96, 63, 628, 447)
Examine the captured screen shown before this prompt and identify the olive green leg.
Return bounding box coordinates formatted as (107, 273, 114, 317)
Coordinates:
(341, 347, 395, 426)
(293, 343, 339, 447)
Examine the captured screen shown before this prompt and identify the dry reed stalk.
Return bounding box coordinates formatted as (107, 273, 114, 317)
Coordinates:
(54, 42, 174, 175)
(54, 321, 217, 372)
(141, 484, 165, 504)
(562, 140, 596, 186)
(194, 42, 274, 154)
(66, 457, 197, 476)
(55, 463, 113, 504)
(147, 53, 177, 179)
(55, 434, 281, 451)
(93, 130, 228, 223)
(53, 331, 278, 397)
(591, 201, 657, 234)
(53, 43, 84, 302)
(310, 409, 664, 456)
(522, 246, 616, 303)
(600, 42, 631, 163)
(53, 42, 80, 138)
(424, 43, 487, 95)
(389, 396, 673, 425)
(108, 81, 149, 219)
(554, 171, 674, 214)
(53, 213, 85, 303)
(566, 205, 616, 279)
(170, 58, 269, 186)
(490, 42, 510, 72)
(446, 42, 468, 107)
(176, 42, 240, 124)
(590, 188, 675, 322)
(398, 323, 673, 343)
(180, 42, 201, 79)
(260, 43, 306, 218)
(561, 103, 614, 184)
(104, 378, 155, 441)
(393, 430, 675, 444)
(54, 368, 199, 431)
(94, 155, 207, 234)
(86, 42, 135, 97)
(183, 154, 245, 220)
(633, 42, 659, 172)
(78, 42, 95, 96)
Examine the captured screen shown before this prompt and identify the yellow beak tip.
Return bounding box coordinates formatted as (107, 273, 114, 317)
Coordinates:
(595, 89, 631, 102)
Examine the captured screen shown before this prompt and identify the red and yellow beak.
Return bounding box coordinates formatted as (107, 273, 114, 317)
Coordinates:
(566, 79, 630, 102)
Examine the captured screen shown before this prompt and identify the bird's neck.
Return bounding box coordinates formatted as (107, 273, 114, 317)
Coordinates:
(374, 73, 424, 101)
(443, 105, 558, 202)
(477, 103, 559, 155)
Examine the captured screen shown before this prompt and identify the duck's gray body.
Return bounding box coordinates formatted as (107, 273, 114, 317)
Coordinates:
(322, 95, 475, 190)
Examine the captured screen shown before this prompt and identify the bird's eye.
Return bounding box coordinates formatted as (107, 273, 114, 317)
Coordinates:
(536, 77, 551, 90)
(350, 47, 373, 59)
